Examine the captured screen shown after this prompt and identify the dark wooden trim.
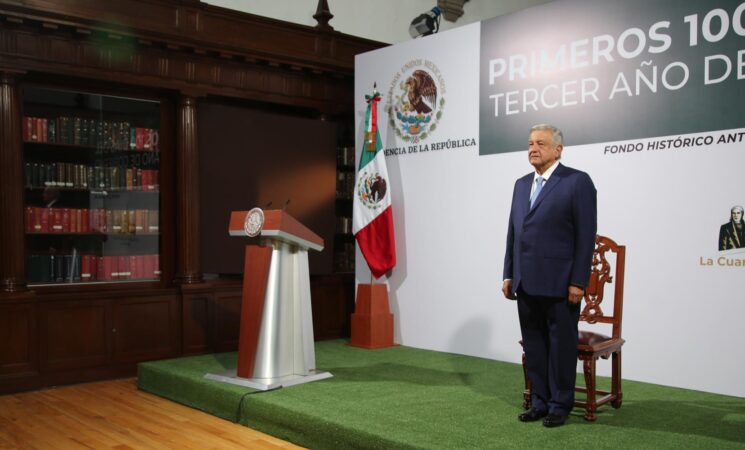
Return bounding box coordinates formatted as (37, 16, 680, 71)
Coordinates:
(174, 94, 202, 284)
(0, 296, 37, 376)
(0, 0, 385, 114)
(159, 95, 177, 287)
(0, 70, 27, 292)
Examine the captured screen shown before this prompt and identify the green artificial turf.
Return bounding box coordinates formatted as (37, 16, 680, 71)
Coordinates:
(137, 352, 258, 422)
(138, 340, 745, 449)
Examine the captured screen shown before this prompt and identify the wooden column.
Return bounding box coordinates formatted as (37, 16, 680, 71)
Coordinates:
(0, 71, 27, 292)
(175, 95, 203, 284)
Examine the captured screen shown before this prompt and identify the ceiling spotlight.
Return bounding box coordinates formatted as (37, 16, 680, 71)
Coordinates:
(409, 6, 442, 39)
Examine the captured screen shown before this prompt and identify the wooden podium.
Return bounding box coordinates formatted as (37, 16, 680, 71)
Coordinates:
(205, 208, 332, 390)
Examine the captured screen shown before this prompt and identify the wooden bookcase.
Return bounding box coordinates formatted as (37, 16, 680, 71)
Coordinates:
(0, 0, 383, 394)
(22, 86, 164, 286)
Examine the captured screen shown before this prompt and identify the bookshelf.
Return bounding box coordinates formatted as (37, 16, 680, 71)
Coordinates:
(334, 144, 356, 273)
(0, 0, 384, 394)
(22, 86, 161, 285)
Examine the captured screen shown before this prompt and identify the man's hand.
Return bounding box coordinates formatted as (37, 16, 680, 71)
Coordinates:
(568, 285, 584, 304)
(502, 280, 516, 300)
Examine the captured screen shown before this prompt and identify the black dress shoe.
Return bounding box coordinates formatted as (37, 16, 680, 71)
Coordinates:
(542, 413, 568, 427)
(518, 407, 548, 422)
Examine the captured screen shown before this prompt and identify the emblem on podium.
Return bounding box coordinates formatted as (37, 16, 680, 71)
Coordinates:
(244, 207, 264, 237)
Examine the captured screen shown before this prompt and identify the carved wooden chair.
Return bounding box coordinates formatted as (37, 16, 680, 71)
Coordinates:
(521, 235, 626, 421)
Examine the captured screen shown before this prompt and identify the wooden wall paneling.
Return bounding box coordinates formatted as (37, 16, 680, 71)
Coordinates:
(310, 273, 355, 340)
(197, 102, 337, 275)
(38, 299, 110, 371)
(111, 294, 180, 363)
(181, 286, 213, 355)
(211, 288, 242, 352)
(0, 0, 383, 392)
(0, 70, 26, 292)
(0, 296, 37, 376)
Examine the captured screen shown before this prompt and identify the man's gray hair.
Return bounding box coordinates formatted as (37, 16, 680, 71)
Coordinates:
(732, 205, 744, 214)
(530, 124, 564, 146)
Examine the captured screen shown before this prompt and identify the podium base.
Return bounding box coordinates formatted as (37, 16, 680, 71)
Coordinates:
(204, 369, 332, 391)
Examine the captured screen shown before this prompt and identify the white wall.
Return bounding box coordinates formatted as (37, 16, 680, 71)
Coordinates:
(355, 4, 745, 398)
(201, 0, 551, 43)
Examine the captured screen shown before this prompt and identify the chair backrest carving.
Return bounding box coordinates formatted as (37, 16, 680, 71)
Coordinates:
(580, 235, 626, 339)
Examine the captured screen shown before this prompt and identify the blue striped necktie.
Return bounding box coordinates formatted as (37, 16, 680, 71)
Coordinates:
(530, 176, 544, 208)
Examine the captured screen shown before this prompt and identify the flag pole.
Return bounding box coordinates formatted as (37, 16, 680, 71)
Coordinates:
(369, 82, 377, 288)
(349, 81, 395, 349)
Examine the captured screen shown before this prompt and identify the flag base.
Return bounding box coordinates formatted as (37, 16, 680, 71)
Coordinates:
(350, 283, 395, 349)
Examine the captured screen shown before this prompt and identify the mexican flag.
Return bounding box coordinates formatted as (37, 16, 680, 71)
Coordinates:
(353, 87, 396, 279)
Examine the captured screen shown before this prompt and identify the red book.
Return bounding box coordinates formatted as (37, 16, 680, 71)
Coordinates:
(143, 128, 151, 150)
(68, 208, 77, 233)
(129, 255, 138, 279)
(25, 207, 34, 232)
(70, 208, 78, 233)
(135, 128, 143, 150)
(105, 255, 117, 280)
(89, 208, 98, 232)
(81, 209, 90, 233)
(92, 208, 101, 232)
(30, 117, 38, 142)
(153, 254, 160, 279)
(150, 129, 159, 151)
(51, 208, 63, 233)
(61, 208, 71, 233)
(150, 169, 156, 190)
(143, 254, 154, 279)
(117, 256, 130, 280)
(41, 119, 48, 143)
(81, 255, 93, 281)
(135, 255, 145, 279)
(89, 255, 98, 281)
(97, 256, 107, 281)
(40, 208, 49, 232)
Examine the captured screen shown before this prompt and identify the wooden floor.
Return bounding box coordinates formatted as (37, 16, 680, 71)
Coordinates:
(0, 378, 303, 449)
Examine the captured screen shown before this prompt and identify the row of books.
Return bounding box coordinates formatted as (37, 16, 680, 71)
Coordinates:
(336, 171, 356, 200)
(336, 216, 353, 235)
(25, 207, 159, 234)
(337, 146, 355, 167)
(27, 253, 160, 283)
(334, 242, 355, 273)
(24, 162, 159, 191)
(23, 116, 159, 151)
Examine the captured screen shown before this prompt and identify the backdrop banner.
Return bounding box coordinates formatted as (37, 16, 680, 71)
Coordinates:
(355, 0, 745, 397)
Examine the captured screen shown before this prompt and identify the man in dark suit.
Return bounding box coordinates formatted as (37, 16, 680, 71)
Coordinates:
(502, 124, 597, 428)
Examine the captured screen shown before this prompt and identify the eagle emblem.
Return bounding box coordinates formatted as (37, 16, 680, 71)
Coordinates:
(357, 172, 388, 210)
(388, 64, 445, 144)
(405, 70, 437, 114)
